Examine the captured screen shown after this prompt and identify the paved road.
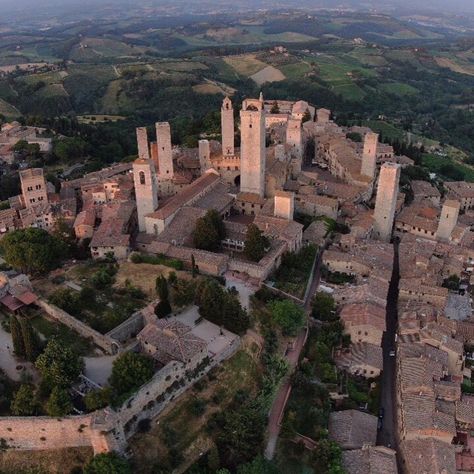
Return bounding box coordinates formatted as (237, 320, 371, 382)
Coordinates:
(264, 249, 324, 460)
(377, 239, 400, 450)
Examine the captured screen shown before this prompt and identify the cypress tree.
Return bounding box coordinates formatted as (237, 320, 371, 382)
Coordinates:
(19, 317, 39, 362)
(10, 315, 25, 358)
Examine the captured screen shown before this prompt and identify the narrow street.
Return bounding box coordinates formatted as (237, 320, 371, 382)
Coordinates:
(377, 238, 400, 450)
(264, 248, 324, 460)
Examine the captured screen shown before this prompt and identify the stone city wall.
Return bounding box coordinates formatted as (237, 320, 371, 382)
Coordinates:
(37, 299, 121, 355)
(0, 415, 92, 451)
(117, 336, 240, 437)
(106, 311, 144, 344)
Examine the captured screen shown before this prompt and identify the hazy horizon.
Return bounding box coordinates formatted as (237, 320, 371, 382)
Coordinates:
(1, 0, 474, 16)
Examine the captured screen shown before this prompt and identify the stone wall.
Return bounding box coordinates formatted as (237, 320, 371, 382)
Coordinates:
(37, 299, 120, 355)
(0, 415, 92, 451)
(0, 335, 240, 455)
(106, 311, 144, 344)
(118, 336, 240, 437)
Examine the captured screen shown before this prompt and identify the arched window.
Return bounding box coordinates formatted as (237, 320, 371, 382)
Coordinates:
(139, 171, 146, 185)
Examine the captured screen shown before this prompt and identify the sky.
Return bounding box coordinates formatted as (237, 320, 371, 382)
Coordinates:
(1, 0, 474, 17)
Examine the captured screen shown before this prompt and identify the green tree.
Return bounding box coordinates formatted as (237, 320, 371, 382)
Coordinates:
(270, 101, 280, 114)
(109, 352, 154, 398)
(155, 275, 172, 318)
(222, 292, 250, 335)
(0, 228, 68, 275)
(191, 254, 197, 278)
(19, 317, 40, 361)
(193, 210, 226, 251)
(84, 453, 132, 474)
(302, 108, 312, 123)
(268, 300, 305, 336)
(237, 456, 280, 474)
(155, 275, 169, 301)
(46, 386, 73, 417)
(84, 387, 111, 412)
(35, 338, 84, 390)
(442, 274, 460, 291)
(311, 292, 337, 321)
(10, 315, 25, 357)
(196, 279, 225, 326)
(11, 384, 37, 416)
(244, 224, 270, 262)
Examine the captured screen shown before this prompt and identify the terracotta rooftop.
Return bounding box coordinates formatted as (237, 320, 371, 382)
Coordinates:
(328, 410, 377, 450)
(138, 320, 207, 365)
(342, 446, 397, 474)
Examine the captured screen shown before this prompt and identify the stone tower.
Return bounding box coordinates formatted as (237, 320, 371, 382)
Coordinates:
(133, 158, 158, 232)
(361, 132, 379, 179)
(316, 108, 331, 124)
(199, 139, 210, 173)
(221, 97, 234, 156)
(436, 200, 460, 242)
(373, 162, 401, 241)
(286, 117, 303, 175)
(20, 168, 48, 208)
(274, 190, 294, 220)
(136, 127, 150, 161)
(240, 97, 266, 197)
(155, 122, 174, 180)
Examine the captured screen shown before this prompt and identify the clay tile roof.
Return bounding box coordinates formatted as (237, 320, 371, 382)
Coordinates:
(401, 439, 456, 474)
(342, 446, 397, 474)
(340, 303, 386, 332)
(328, 410, 377, 450)
(138, 321, 207, 365)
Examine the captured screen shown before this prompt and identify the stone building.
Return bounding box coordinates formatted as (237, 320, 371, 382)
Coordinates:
(240, 96, 265, 197)
(360, 132, 378, 179)
(20, 168, 48, 208)
(133, 158, 158, 232)
(373, 162, 401, 241)
(274, 190, 294, 220)
(436, 200, 460, 242)
(221, 96, 235, 157)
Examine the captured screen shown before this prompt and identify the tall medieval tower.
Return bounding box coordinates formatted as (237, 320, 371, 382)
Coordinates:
(436, 200, 460, 241)
(199, 139, 210, 173)
(221, 97, 235, 156)
(286, 117, 303, 175)
(136, 127, 150, 161)
(361, 131, 378, 179)
(156, 122, 174, 180)
(133, 133, 159, 232)
(240, 96, 266, 197)
(373, 162, 401, 241)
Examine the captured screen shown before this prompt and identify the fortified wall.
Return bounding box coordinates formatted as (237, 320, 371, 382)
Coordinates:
(37, 299, 121, 355)
(0, 334, 240, 455)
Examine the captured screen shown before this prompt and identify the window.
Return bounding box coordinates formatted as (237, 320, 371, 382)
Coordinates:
(139, 171, 146, 185)
(35, 184, 41, 190)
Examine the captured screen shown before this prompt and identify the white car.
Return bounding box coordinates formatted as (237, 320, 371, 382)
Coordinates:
(389, 350, 396, 357)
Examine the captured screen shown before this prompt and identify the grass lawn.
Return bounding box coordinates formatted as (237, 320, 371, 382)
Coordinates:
(129, 346, 260, 473)
(0, 447, 93, 474)
(422, 153, 474, 182)
(362, 120, 405, 141)
(30, 313, 94, 356)
(272, 244, 318, 299)
(223, 54, 268, 77)
(380, 82, 418, 96)
(280, 61, 313, 79)
(0, 98, 20, 117)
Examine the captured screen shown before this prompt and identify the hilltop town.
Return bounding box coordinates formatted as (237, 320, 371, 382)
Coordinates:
(1, 93, 474, 473)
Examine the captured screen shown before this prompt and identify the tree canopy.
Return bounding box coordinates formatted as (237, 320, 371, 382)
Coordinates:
(193, 209, 226, 251)
(268, 299, 305, 336)
(35, 338, 84, 391)
(109, 351, 154, 399)
(0, 228, 68, 274)
(84, 453, 132, 474)
(244, 224, 270, 262)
